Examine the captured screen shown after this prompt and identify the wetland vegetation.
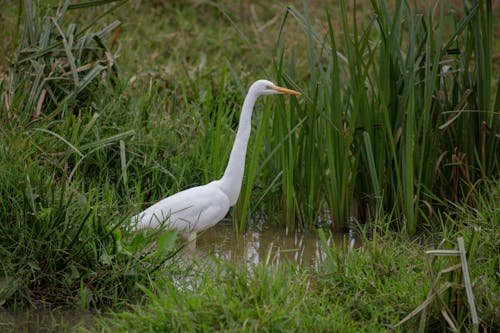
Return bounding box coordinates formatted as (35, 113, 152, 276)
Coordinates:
(0, 0, 498, 331)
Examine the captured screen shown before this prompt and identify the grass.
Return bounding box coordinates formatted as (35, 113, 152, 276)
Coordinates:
(252, 0, 500, 233)
(0, 0, 185, 308)
(0, 117, 181, 307)
(94, 241, 429, 332)
(95, 180, 498, 332)
(0, 0, 498, 331)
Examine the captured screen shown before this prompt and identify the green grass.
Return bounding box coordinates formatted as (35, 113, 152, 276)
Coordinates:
(0, 0, 185, 308)
(94, 242, 428, 332)
(0, 0, 498, 331)
(248, 0, 499, 233)
(0, 111, 181, 307)
(94, 181, 498, 331)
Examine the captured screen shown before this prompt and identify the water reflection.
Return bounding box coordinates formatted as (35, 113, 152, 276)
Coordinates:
(0, 308, 95, 333)
(196, 219, 358, 269)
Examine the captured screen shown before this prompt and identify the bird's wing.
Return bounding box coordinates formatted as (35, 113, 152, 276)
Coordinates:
(133, 181, 230, 234)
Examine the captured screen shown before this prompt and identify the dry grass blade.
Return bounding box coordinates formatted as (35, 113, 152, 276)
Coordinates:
(440, 307, 458, 332)
(425, 249, 460, 256)
(94, 20, 121, 40)
(66, 0, 126, 10)
(457, 237, 479, 332)
(79, 129, 135, 151)
(120, 139, 128, 189)
(398, 236, 481, 331)
(396, 281, 460, 328)
(34, 88, 46, 119)
(26, 62, 45, 112)
(51, 17, 79, 87)
(438, 89, 473, 130)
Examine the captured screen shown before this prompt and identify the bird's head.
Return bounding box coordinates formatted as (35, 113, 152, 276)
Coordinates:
(250, 79, 301, 97)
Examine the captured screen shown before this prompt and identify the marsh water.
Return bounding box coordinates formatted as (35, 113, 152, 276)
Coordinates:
(1, 221, 358, 332)
(197, 219, 358, 268)
(0, 308, 96, 333)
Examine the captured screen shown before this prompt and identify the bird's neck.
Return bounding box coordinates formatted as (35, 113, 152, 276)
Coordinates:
(218, 91, 258, 206)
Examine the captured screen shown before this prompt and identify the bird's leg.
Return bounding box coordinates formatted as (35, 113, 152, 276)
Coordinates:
(182, 231, 197, 262)
(187, 231, 197, 248)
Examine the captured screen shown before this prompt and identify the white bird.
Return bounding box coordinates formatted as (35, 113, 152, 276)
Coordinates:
(132, 80, 300, 241)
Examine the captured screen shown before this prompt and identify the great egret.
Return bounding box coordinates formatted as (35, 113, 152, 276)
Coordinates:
(132, 79, 300, 241)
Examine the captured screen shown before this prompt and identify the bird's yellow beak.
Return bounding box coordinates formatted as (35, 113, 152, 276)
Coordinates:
(270, 85, 301, 96)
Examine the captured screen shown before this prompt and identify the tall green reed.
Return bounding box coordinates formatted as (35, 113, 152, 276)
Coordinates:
(269, 1, 368, 231)
(265, 0, 498, 234)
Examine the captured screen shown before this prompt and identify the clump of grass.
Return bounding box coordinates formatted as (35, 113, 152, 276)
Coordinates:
(0, 101, 192, 307)
(1, 0, 277, 308)
(0, 0, 183, 308)
(90, 234, 431, 332)
(4, 0, 124, 120)
(396, 236, 480, 332)
(0, 117, 181, 307)
(97, 262, 316, 332)
(96, 255, 423, 332)
(95, 185, 498, 332)
(238, 0, 499, 234)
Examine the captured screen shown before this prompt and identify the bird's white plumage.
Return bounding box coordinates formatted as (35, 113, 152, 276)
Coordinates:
(132, 180, 230, 238)
(132, 79, 300, 239)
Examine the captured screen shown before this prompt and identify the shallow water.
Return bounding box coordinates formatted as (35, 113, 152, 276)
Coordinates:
(196, 219, 358, 268)
(0, 308, 95, 333)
